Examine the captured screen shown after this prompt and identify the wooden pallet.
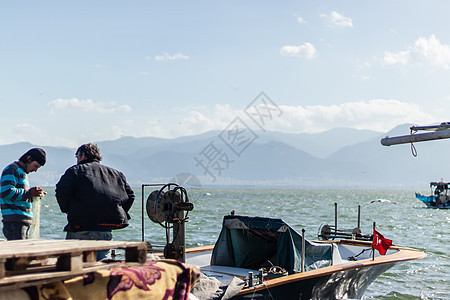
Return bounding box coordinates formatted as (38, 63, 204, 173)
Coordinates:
(0, 239, 147, 290)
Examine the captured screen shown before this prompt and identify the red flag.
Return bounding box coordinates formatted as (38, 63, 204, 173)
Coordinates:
(372, 229, 392, 255)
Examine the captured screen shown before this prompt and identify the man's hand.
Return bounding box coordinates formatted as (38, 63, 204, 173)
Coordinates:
(30, 186, 47, 198)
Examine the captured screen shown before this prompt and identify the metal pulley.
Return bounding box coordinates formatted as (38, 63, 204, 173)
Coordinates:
(146, 190, 165, 224)
(318, 224, 332, 240)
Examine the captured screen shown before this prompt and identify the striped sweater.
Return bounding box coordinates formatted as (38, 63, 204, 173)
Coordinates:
(0, 162, 32, 224)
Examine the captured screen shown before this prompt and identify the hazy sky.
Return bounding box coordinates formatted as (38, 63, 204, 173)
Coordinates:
(1, 1, 450, 147)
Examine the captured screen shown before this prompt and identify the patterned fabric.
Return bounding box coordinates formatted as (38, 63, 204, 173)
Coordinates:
(23, 259, 200, 300)
(0, 162, 32, 224)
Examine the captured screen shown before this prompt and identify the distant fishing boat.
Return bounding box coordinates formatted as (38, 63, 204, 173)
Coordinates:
(415, 181, 450, 209)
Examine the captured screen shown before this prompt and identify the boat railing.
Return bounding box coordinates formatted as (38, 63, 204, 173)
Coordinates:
(317, 203, 372, 241)
(318, 224, 372, 241)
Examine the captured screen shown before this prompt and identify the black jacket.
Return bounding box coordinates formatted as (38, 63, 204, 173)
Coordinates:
(55, 159, 135, 232)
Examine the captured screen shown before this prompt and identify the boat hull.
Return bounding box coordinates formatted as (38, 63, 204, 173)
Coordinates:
(232, 262, 394, 299)
(186, 242, 425, 300)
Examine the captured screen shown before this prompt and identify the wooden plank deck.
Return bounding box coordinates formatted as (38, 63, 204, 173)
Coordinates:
(0, 239, 147, 290)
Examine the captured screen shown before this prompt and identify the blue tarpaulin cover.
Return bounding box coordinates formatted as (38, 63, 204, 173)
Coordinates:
(415, 193, 435, 204)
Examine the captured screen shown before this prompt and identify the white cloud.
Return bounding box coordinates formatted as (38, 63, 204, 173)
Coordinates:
(47, 98, 132, 114)
(297, 17, 306, 23)
(12, 123, 68, 147)
(154, 52, 190, 61)
(14, 123, 44, 138)
(116, 105, 132, 113)
(140, 100, 437, 138)
(280, 43, 317, 59)
(14, 100, 441, 148)
(272, 100, 434, 133)
(359, 75, 370, 80)
(383, 35, 450, 69)
(165, 104, 238, 137)
(321, 11, 353, 28)
(383, 51, 410, 65)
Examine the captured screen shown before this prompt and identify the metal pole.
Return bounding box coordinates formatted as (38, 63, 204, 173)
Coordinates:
(334, 203, 338, 237)
(141, 184, 145, 242)
(411, 123, 450, 131)
(357, 205, 361, 229)
(372, 222, 376, 261)
(173, 210, 186, 263)
(301, 229, 305, 273)
(380, 129, 450, 146)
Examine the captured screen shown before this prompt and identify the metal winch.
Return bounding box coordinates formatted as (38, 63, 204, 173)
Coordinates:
(141, 183, 194, 262)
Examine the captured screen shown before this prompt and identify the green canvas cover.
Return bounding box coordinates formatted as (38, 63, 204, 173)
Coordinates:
(211, 215, 332, 274)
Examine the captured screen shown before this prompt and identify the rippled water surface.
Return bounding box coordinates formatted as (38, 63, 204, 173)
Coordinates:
(2, 188, 448, 299)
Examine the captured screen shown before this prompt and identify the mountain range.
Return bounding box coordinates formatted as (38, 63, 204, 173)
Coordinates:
(1, 124, 448, 189)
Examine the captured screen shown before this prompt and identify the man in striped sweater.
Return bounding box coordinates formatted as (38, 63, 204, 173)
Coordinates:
(0, 148, 47, 240)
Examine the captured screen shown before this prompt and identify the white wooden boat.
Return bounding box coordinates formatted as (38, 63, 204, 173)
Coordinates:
(185, 214, 425, 300)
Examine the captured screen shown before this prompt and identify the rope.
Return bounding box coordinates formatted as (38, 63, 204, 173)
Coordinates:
(264, 260, 287, 275)
(250, 287, 257, 299)
(263, 281, 275, 300)
(249, 282, 275, 300)
(347, 248, 372, 261)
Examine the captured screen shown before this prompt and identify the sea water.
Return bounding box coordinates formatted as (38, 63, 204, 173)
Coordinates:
(1, 188, 448, 299)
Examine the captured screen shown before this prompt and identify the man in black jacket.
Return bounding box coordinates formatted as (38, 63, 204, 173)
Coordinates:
(55, 143, 135, 260)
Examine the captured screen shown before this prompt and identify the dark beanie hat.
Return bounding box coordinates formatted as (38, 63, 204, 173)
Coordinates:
(24, 148, 46, 166)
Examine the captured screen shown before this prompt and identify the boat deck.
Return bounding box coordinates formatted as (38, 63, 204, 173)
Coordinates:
(0, 239, 147, 290)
